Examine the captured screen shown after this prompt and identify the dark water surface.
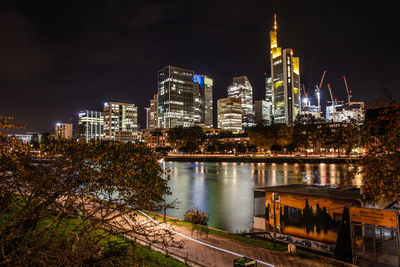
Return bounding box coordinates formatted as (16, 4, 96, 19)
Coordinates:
(161, 162, 361, 233)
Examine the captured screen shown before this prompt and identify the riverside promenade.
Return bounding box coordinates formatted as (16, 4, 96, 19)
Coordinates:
(166, 154, 359, 164)
(138, 212, 355, 267)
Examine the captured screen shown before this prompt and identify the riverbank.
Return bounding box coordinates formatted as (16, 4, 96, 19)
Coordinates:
(145, 211, 354, 267)
(166, 155, 360, 164)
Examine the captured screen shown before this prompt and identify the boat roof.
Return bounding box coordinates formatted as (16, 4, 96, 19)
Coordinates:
(253, 184, 361, 201)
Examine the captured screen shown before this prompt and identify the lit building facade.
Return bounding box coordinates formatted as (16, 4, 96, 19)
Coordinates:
(302, 104, 320, 118)
(78, 110, 103, 142)
(145, 107, 151, 130)
(55, 123, 73, 139)
(115, 130, 137, 143)
(227, 76, 255, 128)
(254, 100, 272, 126)
(8, 132, 42, 144)
(142, 129, 170, 150)
(264, 75, 273, 125)
(145, 93, 158, 130)
(217, 98, 243, 133)
(103, 101, 138, 141)
(158, 66, 194, 128)
(326, 101, 344, 122)
(326, 101, 365, 123)
(193, 74, 213, 128)
(270, 14, 301, 125)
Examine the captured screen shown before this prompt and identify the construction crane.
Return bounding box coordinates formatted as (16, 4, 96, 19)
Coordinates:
(343, 76, 352, 103)
(327, 84, 334, 102)
(302, 84, 307, 96)
(327, 83, 335, 121)
(301, 84, 308, 106)
(319, 70, 327, 89)
(316, 70, 327, 118)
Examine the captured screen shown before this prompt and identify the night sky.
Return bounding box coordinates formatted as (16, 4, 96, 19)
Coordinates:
(1, 0, 398, 132)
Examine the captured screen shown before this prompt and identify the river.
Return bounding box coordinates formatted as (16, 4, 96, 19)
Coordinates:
(160, 161, 362, 233)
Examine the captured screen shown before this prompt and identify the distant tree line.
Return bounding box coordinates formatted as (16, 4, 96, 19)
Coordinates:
(165, 115, 362, 156)
(166, 126, 257, 154)
(248, 114, 362, 156)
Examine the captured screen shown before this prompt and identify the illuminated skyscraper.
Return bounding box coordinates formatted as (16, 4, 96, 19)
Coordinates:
(227, 76, 254, 128)
(269, 14, 301, 125)
(78, 110, 103, 142)
(264, 75, 273, 125)
(103, 100, 138, 141)
(158, 66, 194, 128)
(144, 107, 151, 129)
(217, 98, 243, 133)
(254, 100, 271, 126)
(193, 74, 213, 128)
(145, 93, 158, 130)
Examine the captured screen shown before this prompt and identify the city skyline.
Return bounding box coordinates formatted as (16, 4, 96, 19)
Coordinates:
(0, 1, 398, 132)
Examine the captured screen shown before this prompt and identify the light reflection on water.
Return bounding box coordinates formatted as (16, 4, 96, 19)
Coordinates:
(161, 162, 361, 233)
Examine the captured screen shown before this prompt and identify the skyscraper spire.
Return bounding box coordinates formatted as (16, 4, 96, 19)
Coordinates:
(270, 13, 278, 49)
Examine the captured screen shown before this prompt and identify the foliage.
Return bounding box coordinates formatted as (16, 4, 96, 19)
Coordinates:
(168, 126, 206, 153)
(183, 207, 209, 225)
(0, 117, 181, 265)
(248, 124, 275, 152)
(346, 99, 400, 202)
(248, 114, 361, 156)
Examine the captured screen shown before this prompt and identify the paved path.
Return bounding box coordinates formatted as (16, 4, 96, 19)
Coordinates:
(137, 212, 351, 267)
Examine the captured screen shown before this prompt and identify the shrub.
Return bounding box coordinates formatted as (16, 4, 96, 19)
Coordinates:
(184, 207, 209, 225)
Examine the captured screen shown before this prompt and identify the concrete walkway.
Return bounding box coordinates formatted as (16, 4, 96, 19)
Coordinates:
(138, 212, 352, 267)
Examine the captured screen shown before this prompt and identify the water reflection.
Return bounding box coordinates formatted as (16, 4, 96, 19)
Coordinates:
(162, 162, 361, 233)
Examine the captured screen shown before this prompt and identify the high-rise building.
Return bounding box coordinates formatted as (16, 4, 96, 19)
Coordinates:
(269, 14, 301, 125)
(55, 123, 73, 139)
(78, 110, 103, 142)
(265, 76, 273, 104)
(158, 66, 194, 128)
(254, 100, 272, 126)
(144, 107, 151, 130)
(193, 74, 213, 128)
(265, 75, 273, 124)
(193, 82, 201, 125)
(103, 100, 138, 141)
(217, 98, 243, 133)
(227, 76, 254, 128)
(145, 93, 158, 130)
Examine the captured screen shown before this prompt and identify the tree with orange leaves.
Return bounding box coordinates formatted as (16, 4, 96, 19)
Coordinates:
(0, 116, 181, 265)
